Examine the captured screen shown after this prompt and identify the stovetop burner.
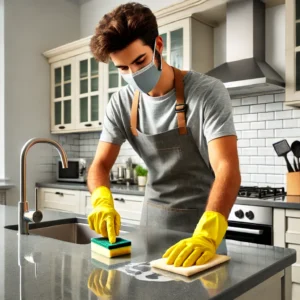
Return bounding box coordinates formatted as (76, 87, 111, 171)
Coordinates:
(238, 186, 285, 199)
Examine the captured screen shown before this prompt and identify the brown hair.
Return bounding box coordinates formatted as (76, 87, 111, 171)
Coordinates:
(90, 2, 158, 63)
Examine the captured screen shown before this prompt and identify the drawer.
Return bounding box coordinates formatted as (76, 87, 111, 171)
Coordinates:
(292, 282, 300, 299)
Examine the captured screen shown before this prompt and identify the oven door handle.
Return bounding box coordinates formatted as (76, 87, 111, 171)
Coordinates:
(227, 226, 263, 235)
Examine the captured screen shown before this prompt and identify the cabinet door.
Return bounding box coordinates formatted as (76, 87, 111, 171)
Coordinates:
(37, 188, 81, 214)
(159, 18, 190, 70)
(75, 53, 105, 131)
(104, 60, 127, 105)
(286, 0, 300, 106)
(51, 58, 76, 133)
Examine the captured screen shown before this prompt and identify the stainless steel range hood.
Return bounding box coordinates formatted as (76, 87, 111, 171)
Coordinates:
(206, 0, 285, 97)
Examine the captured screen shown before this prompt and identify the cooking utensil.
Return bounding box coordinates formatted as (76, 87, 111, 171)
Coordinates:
(272, 139, 294, 172)
(291, 140, 300, 171)
(293, 157, 299, 172)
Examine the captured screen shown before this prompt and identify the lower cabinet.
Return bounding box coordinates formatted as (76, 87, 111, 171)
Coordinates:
(37, 187, 144, 225)
(273, 208, 300, 299)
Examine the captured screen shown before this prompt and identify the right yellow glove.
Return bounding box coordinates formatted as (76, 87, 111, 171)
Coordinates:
(88, 186, 121, 243)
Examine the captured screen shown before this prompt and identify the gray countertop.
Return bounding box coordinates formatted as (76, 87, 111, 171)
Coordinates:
(0, 205, 296, 300)
(36, 181, 300, 209)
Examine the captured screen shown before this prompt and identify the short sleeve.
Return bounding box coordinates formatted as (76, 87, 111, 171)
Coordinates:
(100, 94, 127, 145)
(203, 80, 236, 143)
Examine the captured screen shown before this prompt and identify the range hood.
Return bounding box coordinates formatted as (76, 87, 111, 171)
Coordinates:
(206, 0, 285, 97)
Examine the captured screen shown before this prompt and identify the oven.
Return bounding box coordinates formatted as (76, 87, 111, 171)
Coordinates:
(226, 186, 285, 246)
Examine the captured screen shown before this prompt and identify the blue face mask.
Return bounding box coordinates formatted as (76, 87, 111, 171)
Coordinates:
(120, 41, 162, 94)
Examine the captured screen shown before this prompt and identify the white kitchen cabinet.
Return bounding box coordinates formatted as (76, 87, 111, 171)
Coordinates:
(286, 0, 300, 107)
(82, 190, 144, 225)
(37, 187, 82, 214)
(158, 16, 213, 73)
(0, 190, 6, 205)
(273, 208, 300, 298)
(44, 37, 107, 134)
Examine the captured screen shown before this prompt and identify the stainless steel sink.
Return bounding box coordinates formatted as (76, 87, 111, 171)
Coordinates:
(4, 218, 135, 244)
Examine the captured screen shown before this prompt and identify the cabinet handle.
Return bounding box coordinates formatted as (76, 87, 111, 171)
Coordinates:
(55, 192, 64, 196)
(99, 122, 102, 125)
(85, 123, 92, 127)
(59, 126, 65, 129)
(114, 198, 125, 202)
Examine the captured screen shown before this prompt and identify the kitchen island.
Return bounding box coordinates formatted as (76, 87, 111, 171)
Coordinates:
(0, 205, 295, 300)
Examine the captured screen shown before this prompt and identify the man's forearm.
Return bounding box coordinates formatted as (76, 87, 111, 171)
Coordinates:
(87, 162, 110, 194)
(205, 164, 241, 219)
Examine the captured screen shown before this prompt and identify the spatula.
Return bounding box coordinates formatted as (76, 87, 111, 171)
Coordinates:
(291, 140, 300, 171)
(272, 139, 294, 172)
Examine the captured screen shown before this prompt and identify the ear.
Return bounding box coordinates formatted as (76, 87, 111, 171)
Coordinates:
(156, 36, 164, 54)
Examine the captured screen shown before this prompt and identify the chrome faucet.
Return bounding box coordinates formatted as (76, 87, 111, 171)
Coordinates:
(19, 138, 68, 235)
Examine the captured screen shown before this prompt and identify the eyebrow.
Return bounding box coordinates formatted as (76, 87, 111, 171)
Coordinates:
(115, 53, 146, 68)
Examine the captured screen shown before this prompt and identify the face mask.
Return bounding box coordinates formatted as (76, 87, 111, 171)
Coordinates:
(120, 40, 162, 94)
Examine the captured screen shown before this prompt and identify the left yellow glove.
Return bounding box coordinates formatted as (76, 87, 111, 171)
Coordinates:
(162, 211, 228, 267)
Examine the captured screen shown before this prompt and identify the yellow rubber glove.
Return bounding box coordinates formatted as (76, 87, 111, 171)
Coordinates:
(88, 186, 121, 244)
(88, 269, 116, 299)
(162, 211, 228, 267)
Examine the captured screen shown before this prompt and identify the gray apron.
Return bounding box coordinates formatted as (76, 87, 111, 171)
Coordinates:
(130, 67, 215, 233)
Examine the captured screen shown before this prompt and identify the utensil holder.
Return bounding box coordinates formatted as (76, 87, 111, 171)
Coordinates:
(286, 172, 300, 195)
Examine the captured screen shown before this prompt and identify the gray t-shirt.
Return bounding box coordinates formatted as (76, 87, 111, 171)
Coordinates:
(100, 71, 236, 168)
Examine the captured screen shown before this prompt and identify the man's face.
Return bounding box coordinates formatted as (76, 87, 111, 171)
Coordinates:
(110, 37, 163, 74)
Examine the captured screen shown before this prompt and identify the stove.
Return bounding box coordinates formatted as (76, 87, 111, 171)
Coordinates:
(226, 186, 285, 245)
(238, 186, 285, 199)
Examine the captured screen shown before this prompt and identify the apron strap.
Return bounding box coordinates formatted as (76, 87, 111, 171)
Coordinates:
(130, 67, 187, 136)
(130, 90, 139, 136)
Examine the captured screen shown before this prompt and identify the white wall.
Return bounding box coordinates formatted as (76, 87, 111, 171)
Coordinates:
(4, 0, 80, 205)
(80, 0, 184, 37)
(0, 0, 4, 179)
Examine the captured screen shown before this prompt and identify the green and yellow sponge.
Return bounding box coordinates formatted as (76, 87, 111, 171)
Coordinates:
(91, 237, 131, 258)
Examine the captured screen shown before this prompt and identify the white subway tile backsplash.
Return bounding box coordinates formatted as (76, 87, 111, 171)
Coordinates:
(250, 156, 265, 164)
(250, 104, 266, 113)
(242, 114, 258, 122)
(232, 99, 241, 107)
(235, 123, 250, 130)
(266, 174, 284, 184)
(250, 139, 265, 147)
(283, 119, 299, 128)
(239, 156, 250, 164)
(275, 128, 300, 138)
(234, 106, 250, 115)
(258, 165, 274, 174)
(274, 93, 285, 102)
(258, 129, 274, 138)
(242, 148, 257, 155)
(266, 102, 283, 112)
(257, 147, 274, 156)
(242, 130, 257, 139)
(293, 109, 300, 118)
(274, 166, 287, 174)
(266, 157, 274, 165)
(275, 110, 292, 120)
(238, 139, 250, 147)
(251, 121, 265, 130)
(242, 97, 257, 105)
(251, 174, 266, 182)
(233, 115, 242, 123)
(241, 174, 251, 182)
(240, 165, 258, 173)
(265, 138, 279, 147)
(266, 120, 282, 129)
(258, 94, 274, 104)
(258, 112, 274, 121)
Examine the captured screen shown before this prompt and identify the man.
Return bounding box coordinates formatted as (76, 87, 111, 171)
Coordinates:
(87, 2, 241, 267)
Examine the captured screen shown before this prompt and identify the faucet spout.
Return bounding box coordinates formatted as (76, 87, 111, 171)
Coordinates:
(19, 138, 68, 235)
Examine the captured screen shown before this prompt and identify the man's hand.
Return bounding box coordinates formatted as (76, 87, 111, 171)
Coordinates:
(162, 211, 227, 267)
(88, 186, 121, 244)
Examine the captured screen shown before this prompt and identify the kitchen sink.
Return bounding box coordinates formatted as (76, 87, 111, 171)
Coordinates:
(4, 218, 135, 244)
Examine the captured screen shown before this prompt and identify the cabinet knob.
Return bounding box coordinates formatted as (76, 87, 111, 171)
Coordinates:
(99, 122, 102, 125)
(58, 126, 65, 129)
(85, 123, 92, 127)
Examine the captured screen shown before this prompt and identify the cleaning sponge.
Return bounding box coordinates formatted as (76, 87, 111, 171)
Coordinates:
(91, 237, 131, 258)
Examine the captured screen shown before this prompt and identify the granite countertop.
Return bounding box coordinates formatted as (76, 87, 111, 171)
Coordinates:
(36, 181, 300, 209)
(0, 205, 296, 300)
(0, 180, 14, 190)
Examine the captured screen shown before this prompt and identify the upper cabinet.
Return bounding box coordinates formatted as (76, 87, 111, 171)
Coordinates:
(44, 37, 106, 134)
(286, 0, 300, 107)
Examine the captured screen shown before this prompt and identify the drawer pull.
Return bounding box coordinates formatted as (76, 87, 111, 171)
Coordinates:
(85, 123, 92, 127)
(115, 198, 125, 202)
(58, 126, 65, 129)
(55, 192, 64, 196)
